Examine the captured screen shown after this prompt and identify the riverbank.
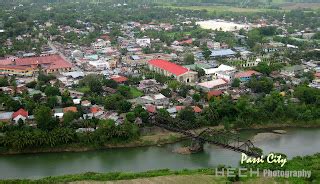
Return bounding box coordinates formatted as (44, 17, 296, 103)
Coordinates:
(1, 120, 320, 155)
(0, 131, 186, 155)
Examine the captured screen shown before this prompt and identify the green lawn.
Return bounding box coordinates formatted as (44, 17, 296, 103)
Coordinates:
(130, 87, 143, 98)
(76, 86, 90, 93)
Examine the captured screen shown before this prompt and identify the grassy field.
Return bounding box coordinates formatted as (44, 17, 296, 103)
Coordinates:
(278, 3, 320, 10)
(69, 175, 227, 184)
(164, 5, 275, 14)
(163, 2, 320, 14)
(129, 87, 143, 98)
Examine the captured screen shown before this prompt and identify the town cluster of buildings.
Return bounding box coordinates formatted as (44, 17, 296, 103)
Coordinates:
(0, 13, 319, 128)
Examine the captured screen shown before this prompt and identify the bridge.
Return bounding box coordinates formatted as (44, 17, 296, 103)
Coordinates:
(150, 115, 261, 157)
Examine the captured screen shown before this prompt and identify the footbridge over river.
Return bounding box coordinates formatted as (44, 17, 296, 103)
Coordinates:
(150, 116, 261, 157)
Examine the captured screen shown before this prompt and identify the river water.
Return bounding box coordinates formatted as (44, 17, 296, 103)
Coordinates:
(0, 128, 319, 179)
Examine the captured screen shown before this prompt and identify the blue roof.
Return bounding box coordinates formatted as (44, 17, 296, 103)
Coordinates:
(210, 49, 235, 57)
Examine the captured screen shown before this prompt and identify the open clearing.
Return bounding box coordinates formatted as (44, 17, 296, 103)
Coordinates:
(279, 3, 320, 10)
(163, 2, 320, 14)
(165, 5, 273, 14)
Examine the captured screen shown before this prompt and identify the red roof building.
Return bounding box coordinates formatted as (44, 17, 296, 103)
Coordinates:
(63, 106, 78, 113)
(179, 38, 193, 45)
(235, 70, 260, 78)
(193, 106, 202, 113)
(146, 104, 156, 113)
(315, 72, 320, 79)
(90, 106, 102, 114)
(175, 106, 202, 113)
(0, 55, 72, 75)
(207, 90, 223, 100)
(111, 75, 128, 83)
(12, 108, 28, 119)
(148, 59, 189, 76)
(148, 59, 198, 83)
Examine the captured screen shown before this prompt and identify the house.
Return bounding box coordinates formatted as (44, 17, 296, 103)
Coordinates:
(90, 106, 104, 117)
(81, 100, 92, 107)
(12, 108, 28, 124)
(63, 106, 78, 113)
(138, 79, 160, 94)
(54, 108, 64, 119)
(0, 112, 14, 123)
(148, 59, 198, 83)
(167, 106, 202, 117)
(136, 38, 151, 47)
(76, 128, 95, 133)
(234, 70, 261, 82)
(111, 75, 128, 83)
(62, 71, 85, 79)
(202, 64, 236, 81)
(197, 79, 229, 92)
(73, 98, 81, 105)
(88, 60, 110, 70)
(207, 90, 223, 100)
(135, 93, 169, 106)
(309, 79, 320, 89)
(281, 65, 305, 77)
(146, 104, 156, 113)
(210, 49, 235, 58)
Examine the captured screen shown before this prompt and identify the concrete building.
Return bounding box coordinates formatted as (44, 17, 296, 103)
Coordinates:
(148, 59, 197, 84)
(0, 54, 72, 75)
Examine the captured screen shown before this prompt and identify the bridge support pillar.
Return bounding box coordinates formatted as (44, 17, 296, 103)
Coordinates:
(189, 138, 204, 153)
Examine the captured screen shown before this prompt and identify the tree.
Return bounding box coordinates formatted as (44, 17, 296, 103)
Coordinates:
(79, 74, 103, 94)
(26, 81, 37, 88)
(103, 79, 118, 89)
(63, 111, 78, 125)
(202, 47, 212, 61)
(126, 112, 136, 122)
(34, 105, 57, 131)
(47, 96, 58, 108)
(89, 79, 103, 94)
(44, 86, 60, 96)
(178, 85, 190, 98)
(167, 80, 181, 91)
(183, 53, 195, 65)
(105, 94, 124, 110)
(0, 77, 9, 87)
(160, 88, 172, 98)
(247, 29, 262, 48)
(294, 86, 320, 105)
(246, 77, 273, 94)
(117, 85, 131, 97)
(61, 90, 73, 107)
(254, 62, 272, 76)
(232, 78, 241, 88)
(192, 93, 201, 102)
(178, 107, 196, 126)
(116, 100, 132, 113)
(195, 67, 205, 78)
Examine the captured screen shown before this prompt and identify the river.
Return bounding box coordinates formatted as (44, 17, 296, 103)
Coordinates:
(0, 128, 319, 179)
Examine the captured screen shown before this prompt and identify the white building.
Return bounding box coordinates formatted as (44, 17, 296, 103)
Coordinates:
(92, 39, 110, 52)
(136, 38, 151, 47)
(197, 79, 229, 92)
(202, 64, 236, 82)
(88, 60, 110, 70)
